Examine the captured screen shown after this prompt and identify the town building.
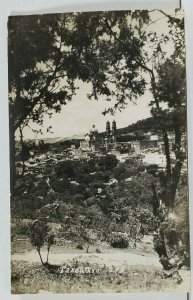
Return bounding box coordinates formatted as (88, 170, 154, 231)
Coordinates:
(79, 121, 117, 152)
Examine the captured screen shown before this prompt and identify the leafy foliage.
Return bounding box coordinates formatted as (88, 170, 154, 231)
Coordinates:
(28, 220, 55, 265)
(55, 161, 75, 178)
(98, 154, 118, 171)
(10, 10, 189, 269)
(109, 233, 129, 248)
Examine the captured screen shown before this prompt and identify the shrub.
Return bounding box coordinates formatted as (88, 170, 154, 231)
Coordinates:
(109, 233, 129, 248)
(28, 220, 55, 265)
(50, 176, 70, 192)
(113, 165, 127, 180)
(146, 164, 159, 170)
(76, 244, 83, 250)
(55, 161, 75, 178)
(98, 155, 118, 171)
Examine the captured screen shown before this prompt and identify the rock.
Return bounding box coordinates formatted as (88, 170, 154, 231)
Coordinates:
(163, 270, 173, 278)
(159, 255, 173, 270)
(172, 270, 183, 284)
(163, 269, 183, 284)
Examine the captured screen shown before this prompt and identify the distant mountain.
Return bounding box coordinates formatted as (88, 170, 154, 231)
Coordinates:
(42, 134, 86, 144)
(25, 133, 86, 144)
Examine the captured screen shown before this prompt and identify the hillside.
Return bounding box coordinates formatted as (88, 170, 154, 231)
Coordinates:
(116, 117, 162, 135)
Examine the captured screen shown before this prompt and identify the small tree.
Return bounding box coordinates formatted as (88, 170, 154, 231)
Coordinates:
(45, 233, 55, 264)
(79, 227, 94, 253)
(28, 220, 55, 266)
(98, 155, 118, 171)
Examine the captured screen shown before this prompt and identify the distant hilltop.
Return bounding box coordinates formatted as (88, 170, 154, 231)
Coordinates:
(24, 134, 86, 144)
(116, 116, 169, 136)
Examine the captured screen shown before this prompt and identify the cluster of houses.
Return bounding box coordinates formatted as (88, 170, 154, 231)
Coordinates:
(16, 121, 187, 176)
(76, 123, 183, 167)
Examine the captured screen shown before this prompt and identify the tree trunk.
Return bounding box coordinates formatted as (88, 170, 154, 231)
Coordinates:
(166, 115, 183, 208)
(151, 182, 159, 217)
(46, 246, 50, 264)
(9, 117, 16, 202)
(37, 247, 45, 265)
(169, 115, 183, 207)
(170, 160, 182, 208)
(19, 126, 25, 176)
(162, 128, 171, 183)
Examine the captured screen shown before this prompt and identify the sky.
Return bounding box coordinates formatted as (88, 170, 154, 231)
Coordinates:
(15, 9, 183, 140)
(18, 86, 152, 140)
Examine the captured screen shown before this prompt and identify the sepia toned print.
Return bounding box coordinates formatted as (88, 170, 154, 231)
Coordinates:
(9, 9, 190, 293)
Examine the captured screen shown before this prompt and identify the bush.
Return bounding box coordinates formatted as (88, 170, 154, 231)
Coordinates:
(50, 176, 70, 192)
(28, 219, 55, 265)
(113, 165, 127, 180)
(109, 233, 129, 248)
(55, 161, 75, 178)
(146, 164, 158, 170)
(76, 244, 83, 250)
(71, 193, 84, 204)
(98, 155, 118, 171)
(146, 164, 159, 175)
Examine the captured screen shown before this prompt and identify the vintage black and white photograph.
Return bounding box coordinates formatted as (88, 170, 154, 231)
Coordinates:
(9, 9, 190, 293)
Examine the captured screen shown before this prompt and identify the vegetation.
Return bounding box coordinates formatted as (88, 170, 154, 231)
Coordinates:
(117, 117, 171, 135)
(109, 233, 129, 248)
(12, 157, 159, 266)
(28, 220, 55, 265)
(10, 9, 189, 292)
(11, 260, 179, 294)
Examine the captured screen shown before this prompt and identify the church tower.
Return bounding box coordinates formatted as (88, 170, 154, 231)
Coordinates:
(106, 121, 110, 137)
(112, 120, 116, 141)
(112, 120, 116, 135)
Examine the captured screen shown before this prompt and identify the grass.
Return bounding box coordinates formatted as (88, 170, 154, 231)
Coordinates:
(11, 231, 189, 293)
(11, 237, 33, 254)
(11, 260, 177, 294)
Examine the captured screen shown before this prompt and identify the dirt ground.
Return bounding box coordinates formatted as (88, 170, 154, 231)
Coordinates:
(11, 235, 191, 293)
